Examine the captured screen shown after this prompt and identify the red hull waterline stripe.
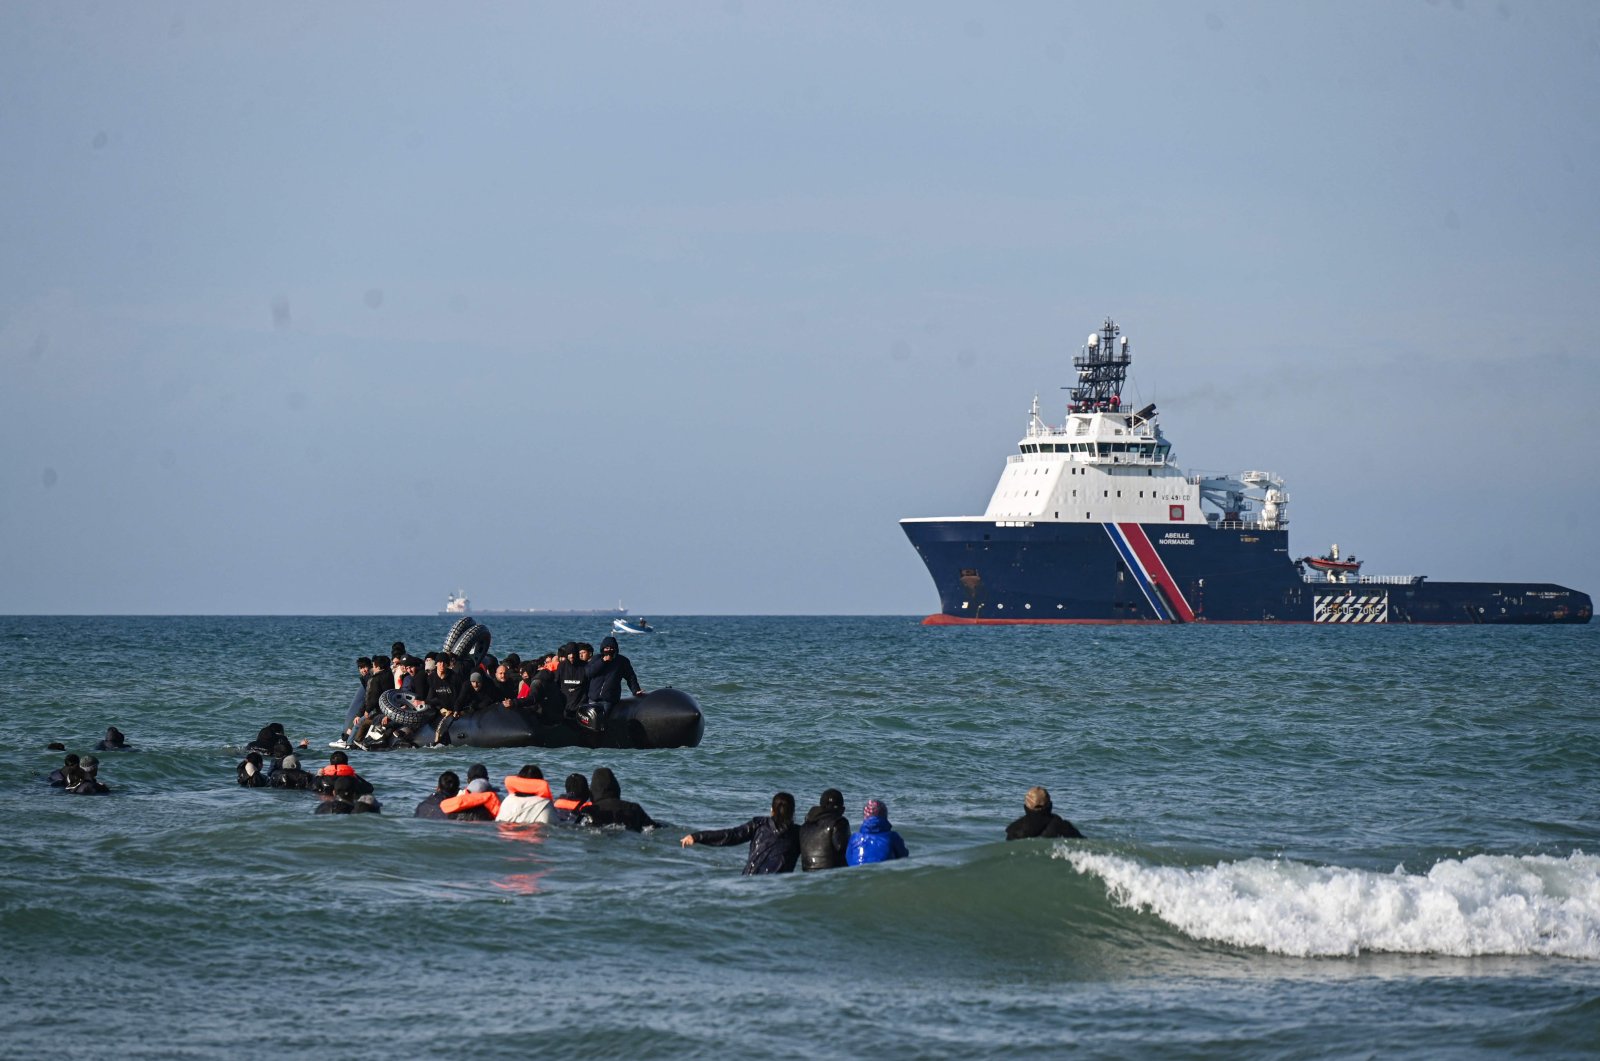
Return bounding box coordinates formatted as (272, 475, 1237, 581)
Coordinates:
(1113, 522, 1197, 623)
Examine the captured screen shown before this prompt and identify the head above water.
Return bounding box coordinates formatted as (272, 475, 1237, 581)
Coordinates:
(820, 788, 844, 813)
(1025, 786, 1052, 813)
(863, 798, 887, 820)
(104, 726, 125, 745)
(467, 778, 491, 794)
(467, 763, 488, 782)
(771, 791, 795, 829)
(563, 773, 591, 800)
(517, 764, 543, 780)
(437, 770, 461, 797)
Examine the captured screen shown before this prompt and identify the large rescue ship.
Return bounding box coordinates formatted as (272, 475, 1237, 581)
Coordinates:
(901, 318, 1590, 625)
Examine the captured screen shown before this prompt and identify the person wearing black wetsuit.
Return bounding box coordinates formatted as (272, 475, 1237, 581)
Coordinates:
(578, 636, 645, 731)
(797, 788, 851, 871)
(414, 771, 463, 820)
(315, 776, 357, 814)
(268, 753, 316, 790)
(237, 751, 270, 788)
(94, 726, 128, 751)
(582, 767, 657, 831)
(1004, 786, 1083, 840)
(65, 756, 110, 795)
(554, 644, 588, 717)
(47, 753, 81, 787)
(681, 792, 800, 874)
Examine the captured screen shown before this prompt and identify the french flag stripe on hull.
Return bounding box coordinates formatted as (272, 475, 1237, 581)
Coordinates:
(1112, 523, 1198, 623)
(1103, 524, 1170, 621)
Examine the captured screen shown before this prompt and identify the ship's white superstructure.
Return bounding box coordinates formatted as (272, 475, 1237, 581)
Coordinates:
(976, 321, 1288, 530)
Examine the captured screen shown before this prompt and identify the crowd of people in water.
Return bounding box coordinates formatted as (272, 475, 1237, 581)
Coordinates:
(41, 631, 1085, 872)
(337, 635, 646, 747)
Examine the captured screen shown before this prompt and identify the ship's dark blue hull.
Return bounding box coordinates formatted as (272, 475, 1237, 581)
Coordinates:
(901, 520, 1592, 625)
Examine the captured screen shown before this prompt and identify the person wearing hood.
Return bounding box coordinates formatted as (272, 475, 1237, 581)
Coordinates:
(681, 792, 800, 875)
(797, 788, 851, 871)
(577, 636, 646, 732)
(439, 777, 500, 820)
(47, 753, 81, 788)
(1005, 786, 1084, 841)
(237, 751, 270, 788)
(553, 773, 592, 822)
(65, 756, 110, 795)
(496, 764, 555, 825)
(554, 643, 589, 717)
(353, 794, 382, 814)
(248, 722, 288, 755)
(94, 726, 129, 751)
(461, 670, 500, 713)
(268, 752, 316, 790)
(581, 767, 657, 831)
(846, 799, 908, 866)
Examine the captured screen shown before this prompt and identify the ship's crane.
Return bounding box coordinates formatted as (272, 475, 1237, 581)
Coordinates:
(1197, 470, 1289, 529)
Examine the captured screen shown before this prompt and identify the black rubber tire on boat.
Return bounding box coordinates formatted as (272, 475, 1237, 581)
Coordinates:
(443, 617, 478, 655)
(378, 689, 428, 726)
(458, 624, 492, 663)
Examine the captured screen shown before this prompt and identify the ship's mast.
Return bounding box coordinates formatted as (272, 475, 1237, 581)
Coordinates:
(1069, 317, 1131, 413)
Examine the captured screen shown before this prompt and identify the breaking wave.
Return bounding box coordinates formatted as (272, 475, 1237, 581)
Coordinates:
(1060, 848, 1600, 959)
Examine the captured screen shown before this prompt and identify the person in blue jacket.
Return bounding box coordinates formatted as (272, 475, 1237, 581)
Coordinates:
(846, 799, 908, 866)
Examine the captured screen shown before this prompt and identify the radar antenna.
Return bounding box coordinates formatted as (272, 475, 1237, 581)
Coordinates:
(1069, 317, 1131, 413)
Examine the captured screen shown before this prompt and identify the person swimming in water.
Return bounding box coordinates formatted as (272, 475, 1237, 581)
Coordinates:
(797, 788, 851, 871)
(94, 726, 129, 751)
(681, 792, 800, 875)
(47, 753, 80, 788)
(581, 767, 657, 831)
(64, 756, 110, 795)
(1004, 786, 1083, 840)
(846, 799, 908, 866)
(497, 765, 555, 825)
(237, 752, 270, 788)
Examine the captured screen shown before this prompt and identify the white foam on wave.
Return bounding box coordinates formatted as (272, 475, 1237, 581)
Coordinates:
(1059, 849, 1600, 959)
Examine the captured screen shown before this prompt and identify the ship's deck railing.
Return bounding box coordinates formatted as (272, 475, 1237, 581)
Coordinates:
(1300, 573, 1425, 586)
(1007, 453, 1168, 466)
(1210, 519, 1288, 530)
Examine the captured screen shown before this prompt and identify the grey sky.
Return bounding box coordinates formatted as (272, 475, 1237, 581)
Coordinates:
(4, 2, 1597, 614)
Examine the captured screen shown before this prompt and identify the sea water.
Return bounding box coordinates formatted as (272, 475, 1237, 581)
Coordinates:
(2, 615, 1597, 1058)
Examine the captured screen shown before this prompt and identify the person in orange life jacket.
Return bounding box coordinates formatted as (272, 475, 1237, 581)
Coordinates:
(315, 775, 357, 814)
(846, 799, 908, 866)
(581, 767, 657, 831)
(553, 773, 592, 822)
(797, 788, 851, 871)
(65, 756, 110, 795)
(1004, 786, 1083, 840)
(439, 778, 500, 820)
(237, 751, 270, 788)
(497, 764, 555, 824)
(578, 637, 645, 732)
(316, 750, 373, 797)
(681, 792, 800, 875)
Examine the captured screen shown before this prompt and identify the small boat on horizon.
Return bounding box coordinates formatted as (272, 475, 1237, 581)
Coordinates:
(612, 618, 655, 635)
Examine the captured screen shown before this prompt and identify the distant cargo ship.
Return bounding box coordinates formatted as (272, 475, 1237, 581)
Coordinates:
(439, 591, 627, 619)
(901, 318, 1591, 625)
